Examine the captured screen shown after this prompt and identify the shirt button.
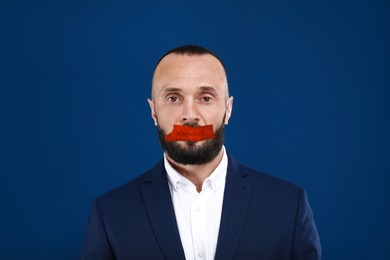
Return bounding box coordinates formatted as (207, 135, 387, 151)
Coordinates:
(198, 249, 205, 257)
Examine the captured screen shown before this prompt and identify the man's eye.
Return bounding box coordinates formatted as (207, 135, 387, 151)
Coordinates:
(167, 96, 179, 102)
(201, 96, 213, 103)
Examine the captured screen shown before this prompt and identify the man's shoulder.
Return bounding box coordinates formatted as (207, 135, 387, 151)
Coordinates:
(230, 155, 303, 196)
(95, 160, 164, 205)
(241, 163, 300, 188)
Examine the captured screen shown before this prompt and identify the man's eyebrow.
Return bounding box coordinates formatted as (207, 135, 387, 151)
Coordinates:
(199, 86, 217, 92)
(157, 86, 218, 98)
(155, 87, 181, 98)
(161, 87, 182, 94)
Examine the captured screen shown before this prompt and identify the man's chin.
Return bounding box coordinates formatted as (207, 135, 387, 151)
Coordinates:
(157, 121, 225, 165)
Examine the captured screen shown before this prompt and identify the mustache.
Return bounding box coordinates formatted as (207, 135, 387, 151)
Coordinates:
(165, 124, 215, 142)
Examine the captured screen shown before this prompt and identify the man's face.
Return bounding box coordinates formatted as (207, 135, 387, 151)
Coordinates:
(148, 53, 233, 165)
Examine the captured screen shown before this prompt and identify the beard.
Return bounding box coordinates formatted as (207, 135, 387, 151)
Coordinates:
(157, 121, 225, 165)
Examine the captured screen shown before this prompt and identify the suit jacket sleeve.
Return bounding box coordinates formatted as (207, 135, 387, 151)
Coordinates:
(293, 189, 321, 260)
(80, 200, 115, 260)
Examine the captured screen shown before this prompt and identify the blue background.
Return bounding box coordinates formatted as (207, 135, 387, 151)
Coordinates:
(1, 0, 389, 259)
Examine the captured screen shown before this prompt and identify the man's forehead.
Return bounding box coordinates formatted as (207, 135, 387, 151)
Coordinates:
(156, 52, 224, 69)
(153, 53, 225, 79)
(152, 53, 228, 97)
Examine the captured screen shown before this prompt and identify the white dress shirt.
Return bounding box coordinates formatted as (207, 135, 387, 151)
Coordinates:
(164, 147, 228, 260)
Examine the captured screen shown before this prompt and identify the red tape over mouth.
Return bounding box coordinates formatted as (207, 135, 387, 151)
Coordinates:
(165, 124, 215, 142)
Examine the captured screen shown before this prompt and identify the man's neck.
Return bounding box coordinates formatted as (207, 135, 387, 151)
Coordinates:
(166, 148, 224, 193)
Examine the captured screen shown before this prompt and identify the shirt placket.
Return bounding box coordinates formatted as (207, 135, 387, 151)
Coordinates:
(191, 190, 208, 260)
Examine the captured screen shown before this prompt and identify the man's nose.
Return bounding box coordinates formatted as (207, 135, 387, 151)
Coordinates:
(180, 99, 200, 124)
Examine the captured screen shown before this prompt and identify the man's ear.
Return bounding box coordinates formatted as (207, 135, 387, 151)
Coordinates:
(224, 96, 234, 125)
(147, 99, 158, 126)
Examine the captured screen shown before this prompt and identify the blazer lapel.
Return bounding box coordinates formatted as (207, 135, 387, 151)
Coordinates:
(140, 161, 185, 260)
(215, 154, 252, 260)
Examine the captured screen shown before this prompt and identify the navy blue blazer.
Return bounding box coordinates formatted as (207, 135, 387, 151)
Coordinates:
(81, 154, 321, 259)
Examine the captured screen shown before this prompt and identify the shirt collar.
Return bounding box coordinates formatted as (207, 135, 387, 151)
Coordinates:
(164, 146, 228, 192)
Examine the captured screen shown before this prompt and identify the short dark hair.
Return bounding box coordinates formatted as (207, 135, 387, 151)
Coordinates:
(154, 45, 226, 72)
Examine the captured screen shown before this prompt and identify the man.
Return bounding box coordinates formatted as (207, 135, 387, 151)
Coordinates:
(80, 45, 321, 259)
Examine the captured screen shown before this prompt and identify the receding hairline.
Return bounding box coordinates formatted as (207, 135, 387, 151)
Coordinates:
(153, 45, 227, 72)
(151, 45, 229, 99)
